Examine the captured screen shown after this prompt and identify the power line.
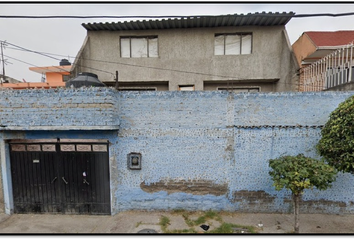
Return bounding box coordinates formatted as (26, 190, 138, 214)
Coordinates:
(292, 12, 354, 18)
(2, 39, 264, 80)
(5, 42, 60, 61)
(4, 53, 115, 78)
(0, 15, 194, 19)
(4, 54, 38, 67)
(0, 12, 354, 19)
(5, 46, 70, 58)
(3, 50, 302, 88)
(1, 41, 314, 89)
(4, 51, 311, 89)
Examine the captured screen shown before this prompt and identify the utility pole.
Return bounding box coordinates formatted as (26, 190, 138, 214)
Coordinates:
(0, 41, 5, 85)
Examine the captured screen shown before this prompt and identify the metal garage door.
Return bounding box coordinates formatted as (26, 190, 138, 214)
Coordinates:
(9, 139, 110, 215)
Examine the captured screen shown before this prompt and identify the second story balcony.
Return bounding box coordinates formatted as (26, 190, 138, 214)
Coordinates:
(302, 43, 354, 91)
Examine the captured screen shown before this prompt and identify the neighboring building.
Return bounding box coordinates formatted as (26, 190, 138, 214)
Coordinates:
(1, 59, 70, 89)
(292, 31, 354, 91)
(71, 12, 299, 92)
(0, 76, 21, 84)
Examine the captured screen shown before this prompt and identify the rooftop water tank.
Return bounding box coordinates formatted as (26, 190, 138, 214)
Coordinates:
(60, 59, 71, 66)
(65, 72, 106, 88)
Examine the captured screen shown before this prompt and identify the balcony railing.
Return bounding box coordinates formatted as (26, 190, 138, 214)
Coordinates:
(303, 44, 354, 91)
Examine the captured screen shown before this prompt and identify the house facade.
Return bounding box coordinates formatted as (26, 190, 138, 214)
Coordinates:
(71, 12, 299, 92)
(292, 31, 354, 91)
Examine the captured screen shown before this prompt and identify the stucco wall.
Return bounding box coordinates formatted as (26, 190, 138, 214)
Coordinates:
(115, 91, 354, 214)
(73, 25, 298, 91)
(1, 89, 354, 214)
(292, 33, 317, 68)
(0, 88, 119, 130)
(0, 168, 3, 213)
(326, 82, 354, 91)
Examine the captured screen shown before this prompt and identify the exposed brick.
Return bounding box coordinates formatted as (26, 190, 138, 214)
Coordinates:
(140, 179, 228, 196)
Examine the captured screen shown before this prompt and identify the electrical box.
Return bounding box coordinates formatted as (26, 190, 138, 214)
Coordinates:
(128, 152, 142, 170)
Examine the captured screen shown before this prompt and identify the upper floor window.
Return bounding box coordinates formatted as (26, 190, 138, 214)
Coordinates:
(179, 85, 195, 91)
(120, 36, 158, 58)
(217, 87, 259, 92)
(214, 33, 252, 55)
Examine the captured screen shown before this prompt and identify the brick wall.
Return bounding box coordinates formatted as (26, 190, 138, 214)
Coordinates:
(1, 89, 354, 214)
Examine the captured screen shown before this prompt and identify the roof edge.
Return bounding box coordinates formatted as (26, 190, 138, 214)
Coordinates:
(82, 12, 295, 31)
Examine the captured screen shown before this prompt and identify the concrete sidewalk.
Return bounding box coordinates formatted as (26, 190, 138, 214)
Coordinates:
(0, 210, 353, 234)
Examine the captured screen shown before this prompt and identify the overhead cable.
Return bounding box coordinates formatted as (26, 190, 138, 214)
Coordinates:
(2, 40, 319, 89)
(0, 12, 354, 19)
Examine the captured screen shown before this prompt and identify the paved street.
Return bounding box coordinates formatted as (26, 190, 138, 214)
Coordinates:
(0, 210, 353, 234)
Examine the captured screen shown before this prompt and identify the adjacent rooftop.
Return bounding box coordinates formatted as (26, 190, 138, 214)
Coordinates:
(305, 30, 354, 47)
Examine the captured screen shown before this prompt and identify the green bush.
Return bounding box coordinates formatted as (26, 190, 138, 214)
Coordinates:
(269, 154, 337, 195)
(317, 95, 354, 173)
(268, 154, 337, 233)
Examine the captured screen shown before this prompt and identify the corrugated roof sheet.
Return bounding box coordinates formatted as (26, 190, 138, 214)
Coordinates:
(305, 31, 354, 47)
(82, 12, 295, 31)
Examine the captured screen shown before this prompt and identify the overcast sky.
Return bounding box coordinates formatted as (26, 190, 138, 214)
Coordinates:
(2, 2, 354, 82)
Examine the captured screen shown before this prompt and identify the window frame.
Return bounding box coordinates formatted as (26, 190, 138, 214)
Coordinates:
(217, 86, 260, 92)
(178, 85, 195, 91)
(214, 33, 253, 56)
(120, 36, 158, 58)
(119, 87, 157, 91)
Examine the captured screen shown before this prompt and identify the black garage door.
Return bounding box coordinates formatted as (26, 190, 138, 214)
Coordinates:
(9, 139, 110, 215)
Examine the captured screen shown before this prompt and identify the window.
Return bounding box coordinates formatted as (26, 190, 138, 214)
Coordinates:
(217, 87, 259, 92)
(214, 33, 252, 55)
(120, 36, 158, 58)
(119, 88, 156, 91)
(179, 85, 195, 91)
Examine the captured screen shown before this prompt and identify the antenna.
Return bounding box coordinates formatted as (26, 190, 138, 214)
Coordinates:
(0, 41, 6, 85)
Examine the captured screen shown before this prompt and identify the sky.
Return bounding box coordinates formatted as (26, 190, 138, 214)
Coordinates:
(2, 2, 354, 82)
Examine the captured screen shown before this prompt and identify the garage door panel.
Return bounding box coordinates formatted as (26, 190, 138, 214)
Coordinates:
(9, 141, 110, 215)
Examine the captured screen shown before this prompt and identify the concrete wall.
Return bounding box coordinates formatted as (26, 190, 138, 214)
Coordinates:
(1, 88, 354, 214)
(0, 165, 3, 213)
(292, 33, 317, 92)
(0, 88, 120, 214)
(72, 26, 298, 91)
(0, 88, 119, 131)
(326, 82, 354, 91)
(116, 91, 354, 214)
(292, 33, 317, 68)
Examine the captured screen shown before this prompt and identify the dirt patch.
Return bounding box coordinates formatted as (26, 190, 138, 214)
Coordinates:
(140, 179, 228, 196)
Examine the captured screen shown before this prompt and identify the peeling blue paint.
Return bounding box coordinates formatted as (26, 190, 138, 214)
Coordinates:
(1, 89, 354, 214)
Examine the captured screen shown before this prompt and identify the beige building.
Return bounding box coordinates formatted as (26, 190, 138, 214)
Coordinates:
(72, 12, 299, 92)
(292, 31, 354, 91)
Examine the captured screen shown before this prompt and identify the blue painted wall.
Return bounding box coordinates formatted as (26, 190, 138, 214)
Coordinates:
(116, 91, 354, 214)
(0, 88, 119, 129)
(1, 89, 354, 214)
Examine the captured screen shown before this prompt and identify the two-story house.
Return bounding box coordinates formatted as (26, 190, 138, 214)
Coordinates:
(71, 12, 299, 92)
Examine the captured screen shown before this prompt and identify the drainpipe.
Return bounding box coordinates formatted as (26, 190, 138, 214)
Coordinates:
(115, 71, 119, 90)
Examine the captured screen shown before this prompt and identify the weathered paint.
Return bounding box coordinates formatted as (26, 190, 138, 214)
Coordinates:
(116, 91, 354, 214)
(0, 88, 119, 130)
(0, 89, 354, 215)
